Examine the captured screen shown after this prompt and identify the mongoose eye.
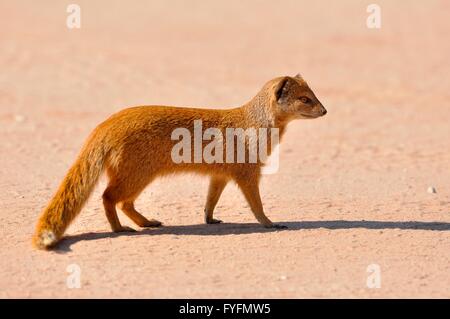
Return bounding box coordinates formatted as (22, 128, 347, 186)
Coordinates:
(299, 96, 311, 104)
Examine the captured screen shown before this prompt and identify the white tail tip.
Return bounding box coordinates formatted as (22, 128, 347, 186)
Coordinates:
(34, 230, 57, 249)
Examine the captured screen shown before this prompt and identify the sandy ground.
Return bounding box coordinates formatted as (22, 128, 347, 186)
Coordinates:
(0, 0, 449, 298)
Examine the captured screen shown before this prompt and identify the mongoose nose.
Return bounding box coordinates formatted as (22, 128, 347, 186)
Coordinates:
(322, 109, 327, 116)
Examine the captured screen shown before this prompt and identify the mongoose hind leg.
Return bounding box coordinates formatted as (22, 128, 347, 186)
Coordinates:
(107, 165, 161, 228)
(204, 176, 228, 224)
(102, 186, 136, 233)
(119, 201, 162, 228)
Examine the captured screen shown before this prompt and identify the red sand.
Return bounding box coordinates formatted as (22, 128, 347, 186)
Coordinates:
(0, 1, 449, 297)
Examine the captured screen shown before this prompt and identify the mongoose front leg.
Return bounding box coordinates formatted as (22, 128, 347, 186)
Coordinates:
(238, 180, 287, 229)
(119, 201, 162, 228)
(204, 177, 228, 224)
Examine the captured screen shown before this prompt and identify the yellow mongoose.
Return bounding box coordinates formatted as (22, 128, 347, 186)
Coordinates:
(33, 74, 327, 249)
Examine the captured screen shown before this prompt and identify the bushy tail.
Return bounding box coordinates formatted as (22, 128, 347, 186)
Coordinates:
(33, 141, 109, 249)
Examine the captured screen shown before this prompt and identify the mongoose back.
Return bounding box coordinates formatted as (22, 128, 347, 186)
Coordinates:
(33, 74, 327, 249)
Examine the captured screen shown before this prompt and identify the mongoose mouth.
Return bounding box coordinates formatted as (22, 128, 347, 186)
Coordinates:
(299, 113, 320, 119)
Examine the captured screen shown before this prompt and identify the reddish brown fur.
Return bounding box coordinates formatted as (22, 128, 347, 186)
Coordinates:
(32, 75, 326, 249)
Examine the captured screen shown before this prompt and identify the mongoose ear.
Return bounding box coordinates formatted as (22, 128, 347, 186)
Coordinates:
(294, 73, 303, 80)
(275, 77, 293, 104)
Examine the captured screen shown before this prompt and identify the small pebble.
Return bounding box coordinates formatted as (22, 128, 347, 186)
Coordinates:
(14, 115, 25, 122)
(427, 186, 436, 194)
(279, 275, 287, 281)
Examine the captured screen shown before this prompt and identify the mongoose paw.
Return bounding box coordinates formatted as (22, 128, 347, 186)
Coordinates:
(141, 219, 163, 228)
(114, 226, 137, 233)
(206, 218, 223, 224)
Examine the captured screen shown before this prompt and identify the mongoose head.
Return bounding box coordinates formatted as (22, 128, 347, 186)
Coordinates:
(272, 74, 327, 121)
